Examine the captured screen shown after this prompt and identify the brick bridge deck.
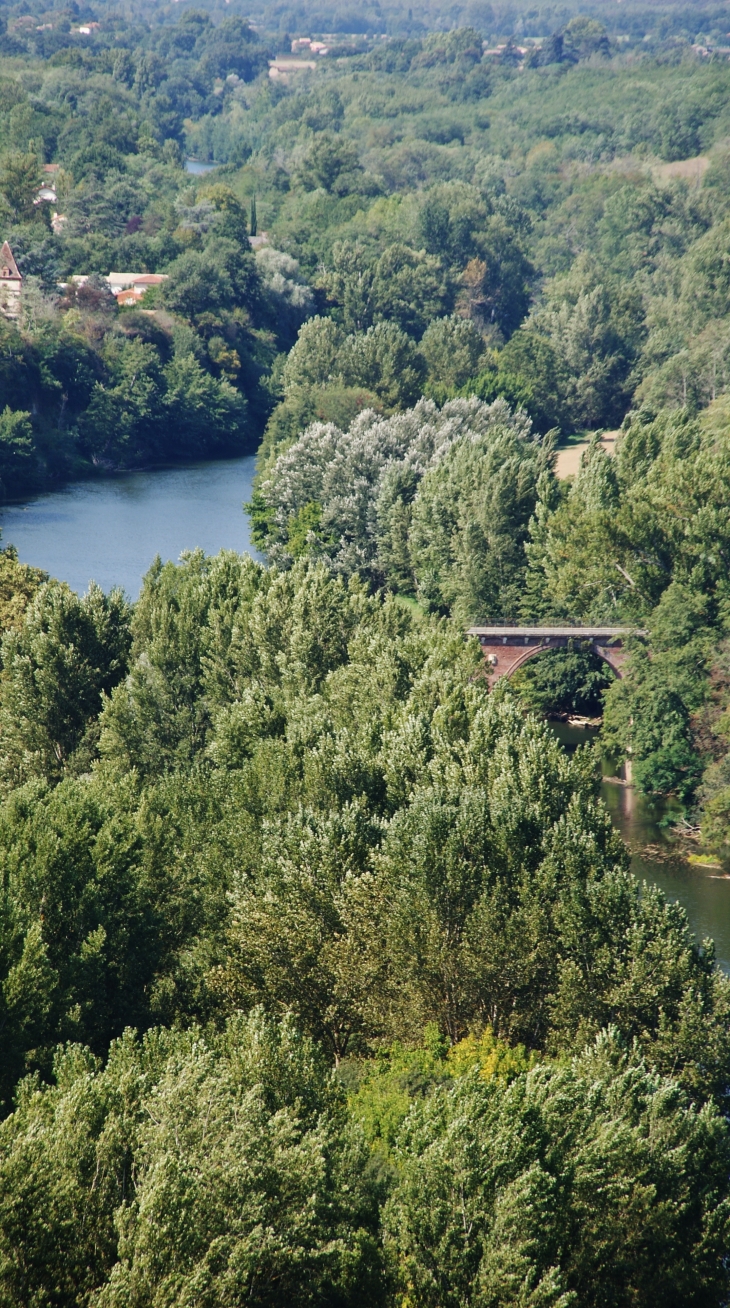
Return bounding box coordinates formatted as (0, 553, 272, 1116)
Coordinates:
(467, 626, 645, 687)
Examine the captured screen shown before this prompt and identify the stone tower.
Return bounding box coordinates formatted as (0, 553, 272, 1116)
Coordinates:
(0, 243, 22, 319)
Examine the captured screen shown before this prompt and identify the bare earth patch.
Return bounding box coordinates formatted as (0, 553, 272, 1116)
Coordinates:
(555, 431, 618, 479)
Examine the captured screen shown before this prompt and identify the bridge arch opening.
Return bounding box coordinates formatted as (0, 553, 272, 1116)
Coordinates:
(507, 640, 617, 720)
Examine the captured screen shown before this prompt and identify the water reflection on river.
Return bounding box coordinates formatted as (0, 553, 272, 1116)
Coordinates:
(551, 722, 730, 972)
(601, 782, 730, 969)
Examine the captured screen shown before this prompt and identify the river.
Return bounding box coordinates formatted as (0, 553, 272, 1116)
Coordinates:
(552, 723, 730, 972)
(0, 462, 729, 965)
(185, 159, 218, 175)
(601, 781, 730, 969)
(0, 455, 260, 598)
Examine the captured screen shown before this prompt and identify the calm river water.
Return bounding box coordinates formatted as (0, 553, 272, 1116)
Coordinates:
(0, 455, 260, 598)
(601, 781, 730, 970)
(552, 723, 730, 972)
(0, 462, 728, 966)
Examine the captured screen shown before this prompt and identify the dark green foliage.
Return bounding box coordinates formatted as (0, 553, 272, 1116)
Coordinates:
(0, 1013, 383, 1308)
(522, 409, 730, 802)
(408, 418, 549, 621)
(0, 408, 34, 493)
(99, 549, 249, 777)
(497, 330, 570, 432)
(321, 240, 449, 339)
(3, 10, 730, 1300)
(603, 584, 715, 800)
(512, 642, 615, 716)
(420, 316, 485, 391)
(337, 322, 426, 408)
(159, 249, 238, 319)
(0, 548, 726, 1298)
(0, 553, 725, 1100)
(5, 1, 730, 496)
(297, 132, 365, 195)
(0, 581, 131, 790)
(0, 152, 44, 225)
(0, 310, 257, 489)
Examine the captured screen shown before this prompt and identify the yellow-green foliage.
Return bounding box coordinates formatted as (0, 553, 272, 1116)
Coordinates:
(347, 1025, 450, 1153)
(448, 1027, 539, 1082)
(348, 1025, 538, 1158)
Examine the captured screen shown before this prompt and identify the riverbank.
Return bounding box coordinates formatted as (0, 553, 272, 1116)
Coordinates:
(603, 781, 730, 970)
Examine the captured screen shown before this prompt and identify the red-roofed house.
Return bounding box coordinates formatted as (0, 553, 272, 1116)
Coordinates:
(108, 272, 168, 305)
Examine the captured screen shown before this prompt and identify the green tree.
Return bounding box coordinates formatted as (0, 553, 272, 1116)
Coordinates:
(199, 182, 249, 244)
(417, 181, 492, 272)
(497, 330, 570, 433)
(320, 242, 375, 335)
(0, 1037, 141, 1305)
(369, 244, 449, 340)
(338, 323, 426, 409)
(218, 804, 386, 1062)
(602, 584, 714, 798)
(163, 351, 250, 455)
(455, 215, 533, 340)
(409, 409, 550, 622)
(322, 241, 449, 339)
(159, 239, 258, 321)
(0, 581, 131, 790)
(0, 757, 263, 1103)
(385, 1030, 730, 1308)
(160, 250, 230, 318)
(296, 132, 363, 195)
(511, 641, 615, 716)
(0, 1014, 384, 1308)
(564, 14, 610, 58)
(79, 337, 164, 466)
(421, 316, 485, 390)
(282, 316, 343, 393)
(529, 257, 645, 430)
(97, 1013, 383, 1308)
(677, 217, 730, 330)
(0, 545, 47, 634)
(0, 151, 43, 224)
(99, 551, 227, 777)
(0, 408, 35, 493)
(523, 406, 730, 628)
(0, 777, 148, 1098)
(365, 690, 730, 1100)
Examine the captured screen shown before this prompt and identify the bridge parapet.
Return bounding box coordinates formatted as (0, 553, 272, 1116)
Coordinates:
(466, 626, 645, 686)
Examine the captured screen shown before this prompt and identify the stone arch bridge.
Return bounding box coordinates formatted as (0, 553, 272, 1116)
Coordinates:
(467, 627, 645, 687)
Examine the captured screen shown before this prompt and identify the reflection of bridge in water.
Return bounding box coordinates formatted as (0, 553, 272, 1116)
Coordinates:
(467, 626, 646, 687)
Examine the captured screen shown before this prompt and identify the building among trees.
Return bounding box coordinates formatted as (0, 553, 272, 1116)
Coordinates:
(0, 243, 21, 318)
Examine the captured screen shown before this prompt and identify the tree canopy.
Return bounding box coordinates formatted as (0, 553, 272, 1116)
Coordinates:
(3, 3, 730, 1302)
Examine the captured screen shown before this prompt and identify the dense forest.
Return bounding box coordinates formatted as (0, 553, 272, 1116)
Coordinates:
(6, 0, 730, 485)
(4, 1, 730, 1304)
